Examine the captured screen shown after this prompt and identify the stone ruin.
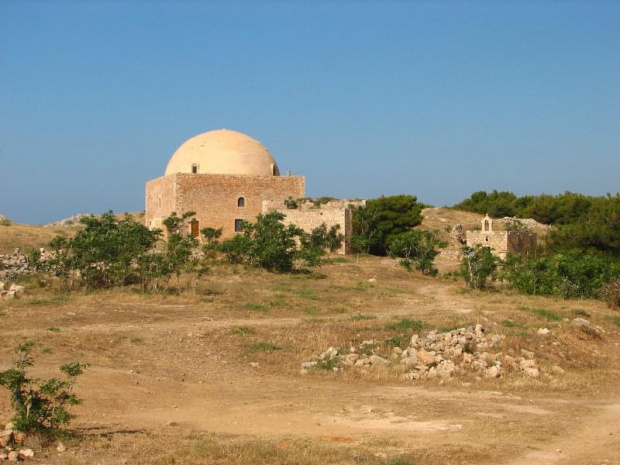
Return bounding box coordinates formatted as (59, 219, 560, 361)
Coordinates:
(0, 248, 55, 281)
(302, 324, 553, 381)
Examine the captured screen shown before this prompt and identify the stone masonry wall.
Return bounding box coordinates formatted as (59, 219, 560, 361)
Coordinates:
(263, 199, 365, 255)
(466, 231, 537, 259)
(145, 175, 177, 230)
(146, 173, 305, 239)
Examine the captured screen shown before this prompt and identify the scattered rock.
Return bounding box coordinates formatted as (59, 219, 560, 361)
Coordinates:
(302, 324, 547, 381)
(537, 328, 550, 335)
(18, 449, 34, 459)
(57, 442, 66, 453)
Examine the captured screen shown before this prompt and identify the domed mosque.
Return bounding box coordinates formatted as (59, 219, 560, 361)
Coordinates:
(146, 129, 362, 253)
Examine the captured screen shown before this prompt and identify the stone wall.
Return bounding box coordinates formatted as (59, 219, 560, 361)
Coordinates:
(263, 199, 365, 255)
(145, 175, 178, 230)
(466, 230, 537, 259)
(146, 173, 305, 238)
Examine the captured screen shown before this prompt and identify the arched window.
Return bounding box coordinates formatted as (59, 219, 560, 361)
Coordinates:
(191, 164, 198, 174)
(237, 197, 245, 208)
(484, 220, 489, 231)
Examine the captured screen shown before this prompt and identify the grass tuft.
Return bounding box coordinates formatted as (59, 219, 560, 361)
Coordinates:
(384, 318, 424, 333)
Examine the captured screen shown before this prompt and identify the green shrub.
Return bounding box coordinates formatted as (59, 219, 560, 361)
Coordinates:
(389, 230, 446, 276)
(384, 318, 424, 333)
(530, 308, 562, 321)
(0, 342, 89, 436)
(249, 342, 283, 352)
(461, 245, 499, 290)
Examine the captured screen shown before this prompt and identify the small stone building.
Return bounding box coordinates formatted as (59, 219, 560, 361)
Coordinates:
(145, 129, 360, 254)
(466, 215, 537, 259)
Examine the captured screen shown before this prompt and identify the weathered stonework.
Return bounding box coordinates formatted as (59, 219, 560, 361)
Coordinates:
(263, 199, 365, 255)
(146, 173, 304, 238)
(466, 215, 537, 259)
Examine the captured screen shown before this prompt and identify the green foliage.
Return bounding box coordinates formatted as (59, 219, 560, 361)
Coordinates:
(460, 246, 499, 290)
(500, 251, 620, 299)
(351, 195, 424, 256)
(315, 358, 341, 371)
(249, 342, 283, 352)
(48, 211, 204, 291)
(530, 308, 562, 321)
(0, 342, 89, 436)
(389, 230, 446, 276)
(384, 318, 424, 333)
(602, 279, 620, 309)
(349, 314, 377, 321)
(453, 191, 620, 257)
(218, 212, 340, 272)
(49, 212, 161, 289)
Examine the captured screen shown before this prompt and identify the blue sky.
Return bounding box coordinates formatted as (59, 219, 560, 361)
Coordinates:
(1, 1, 619, 224)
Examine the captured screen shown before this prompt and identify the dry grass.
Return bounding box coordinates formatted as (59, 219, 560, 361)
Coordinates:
(1, 227, 620, 464)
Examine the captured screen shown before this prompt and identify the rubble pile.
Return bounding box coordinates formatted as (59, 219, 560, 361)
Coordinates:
(303, 324, 548, 381)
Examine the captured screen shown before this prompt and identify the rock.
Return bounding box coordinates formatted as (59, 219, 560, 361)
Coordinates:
(319, 347, 338, 360)
(369, 355, 390, 366)
(416, 349, 436, 367)
(301, 361, 317, 370)
(537, 328, 550, 335)
(520, 359, 539, 370)
(571, 318, 591, 327)
(410, 334, 419, 347)
(523, 367, 540, 379)
(8, 284, 24, 297)
(57, 442, 66, 453)
(18, 449, 34, 459)
(485, 366, 501, 378)
(551, 365, 566, 375)
(520, 349, 535, 359)
(392, 347, 403, 356)
(249, 362, 260, 368)
(367, 278, 377, 283)
(7, 450, 19, 461)
(13, 431, 25, 443)
(436, 360, 457, 378)
(0, 451, 7, 460)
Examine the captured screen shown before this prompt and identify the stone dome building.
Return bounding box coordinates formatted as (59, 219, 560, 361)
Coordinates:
(146, 128, 361, 253)
(165, 129, 281, 177)
(146, 129, 304, 238)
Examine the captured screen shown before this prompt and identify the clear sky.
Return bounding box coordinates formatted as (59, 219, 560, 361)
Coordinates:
(1, 0, 619, 224)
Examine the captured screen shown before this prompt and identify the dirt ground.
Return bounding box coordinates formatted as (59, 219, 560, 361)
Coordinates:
(1, 256, 620, 465)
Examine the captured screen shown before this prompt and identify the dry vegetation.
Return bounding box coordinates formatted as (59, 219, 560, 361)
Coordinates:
(1, 220, 620, 464)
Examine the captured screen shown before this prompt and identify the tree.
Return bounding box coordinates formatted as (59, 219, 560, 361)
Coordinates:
(49, 212, 161, 289)
(352, 195, 424, 256)
(461, 245, 499, 290)
(389, 230, 446, 276)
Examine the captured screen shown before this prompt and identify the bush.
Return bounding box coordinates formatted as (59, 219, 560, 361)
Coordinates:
(389, 230, 446, 276)
(461, 246, 499, 290)
(0, 342, 89, 436)
(218, 212, 341, 272)
(602, 279, 620, 309)
(500, 251, 620, 299)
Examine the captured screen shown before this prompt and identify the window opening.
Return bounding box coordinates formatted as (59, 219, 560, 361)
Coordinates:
(191, 164, 198, 174)
(237, 197, 245, 208)
(235, 219, 244, 232)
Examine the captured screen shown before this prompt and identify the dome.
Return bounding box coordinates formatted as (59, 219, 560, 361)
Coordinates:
(165, 129, 280, 177)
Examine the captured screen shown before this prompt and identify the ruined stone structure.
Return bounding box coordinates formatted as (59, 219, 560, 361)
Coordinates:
(145, 129, 360, 254)
(466, 215, 537, 259)
(263, 199, 365, 254)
